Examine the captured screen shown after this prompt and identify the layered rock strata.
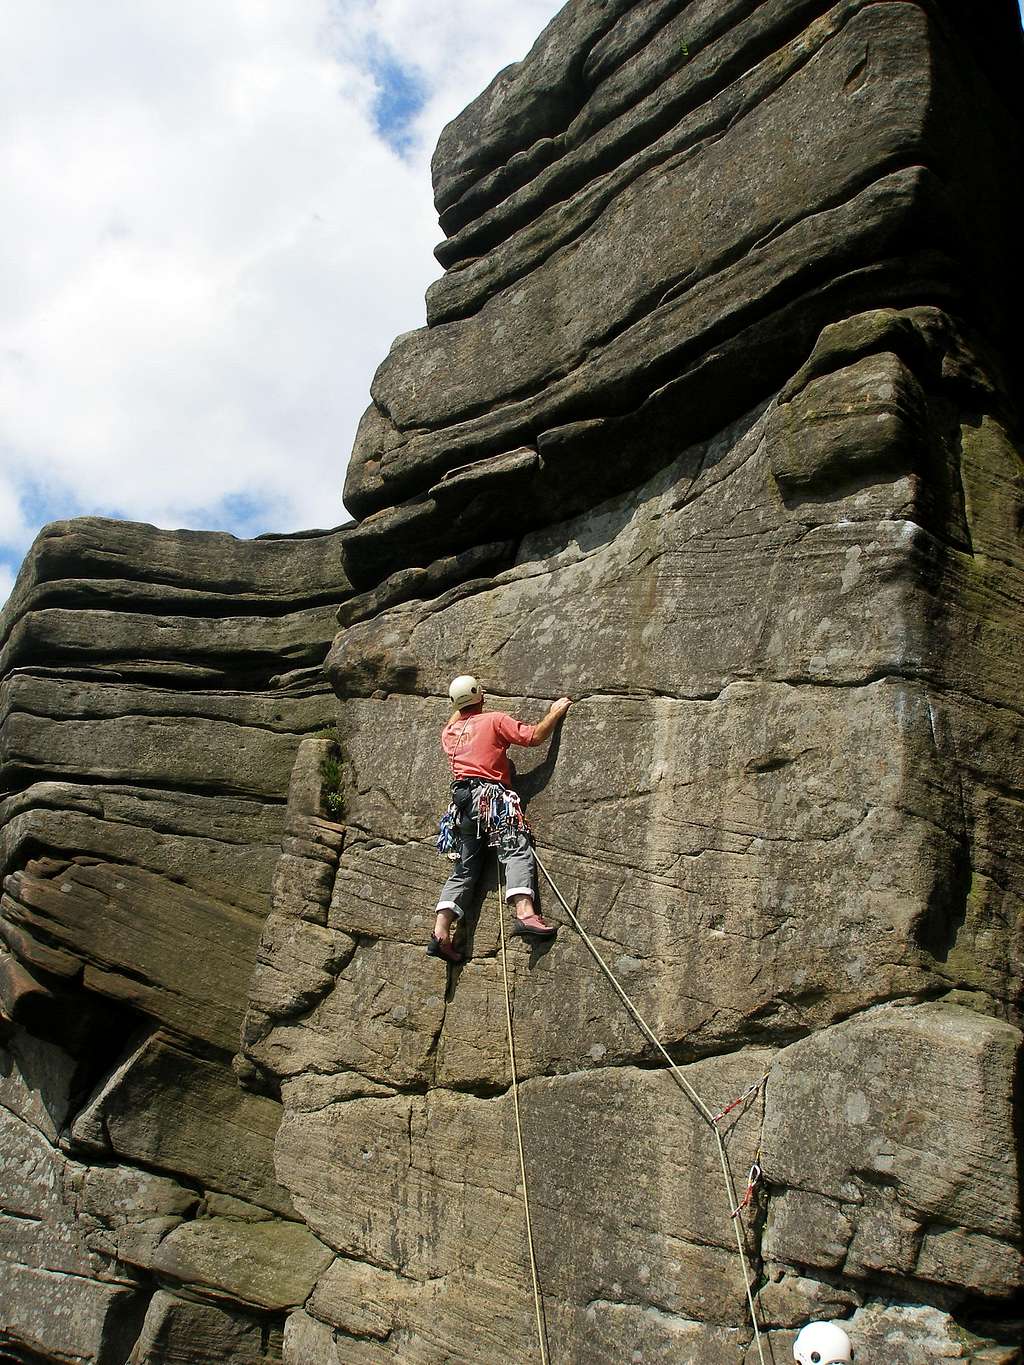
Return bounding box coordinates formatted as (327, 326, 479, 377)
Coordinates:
(1, 523, 349, 1359)
(2, 1, 1024, 1363)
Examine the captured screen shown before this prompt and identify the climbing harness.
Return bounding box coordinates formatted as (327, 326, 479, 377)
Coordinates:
(496, 868, 550, 1365)
(438, 709, 533, 859)
(496, 848, 770, 1365)
(436, 780, 532, 860)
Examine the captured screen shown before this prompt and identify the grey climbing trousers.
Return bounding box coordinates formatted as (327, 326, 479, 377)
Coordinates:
(435, 787, 535, 918)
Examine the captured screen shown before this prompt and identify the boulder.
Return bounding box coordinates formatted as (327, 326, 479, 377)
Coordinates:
(0, 1102, 150, 1363)
(149, 1214, 334, 1313)
(70, 1031, 295, 1216)
(128, 1292, 280, 1365)
(276, 1054, 770, 1357)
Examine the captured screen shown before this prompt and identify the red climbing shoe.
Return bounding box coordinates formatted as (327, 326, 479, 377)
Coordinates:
(510, 913, 557, 939)
(426, 934, 464, 964)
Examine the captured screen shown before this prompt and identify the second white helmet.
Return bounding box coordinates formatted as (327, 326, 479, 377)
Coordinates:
(794, 1322, 853, 1365)
(449, 674, 484, 709)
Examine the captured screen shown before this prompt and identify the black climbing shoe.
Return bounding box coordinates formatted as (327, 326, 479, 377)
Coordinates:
(426, 934, 464, 964)
(510, 914, 557, 940)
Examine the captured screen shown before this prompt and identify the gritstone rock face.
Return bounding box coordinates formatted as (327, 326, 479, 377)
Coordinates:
(2, 2, 1023, 1362)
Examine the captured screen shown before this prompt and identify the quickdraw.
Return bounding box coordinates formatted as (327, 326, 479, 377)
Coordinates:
(730, 1162, 762, 1219)
(474, 781, 532, 856)
(436, 803, 460, 859)
(711, 1071, 771, 1126)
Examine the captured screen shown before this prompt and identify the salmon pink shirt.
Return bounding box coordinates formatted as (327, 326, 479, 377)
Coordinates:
(441, 709, 537, 785)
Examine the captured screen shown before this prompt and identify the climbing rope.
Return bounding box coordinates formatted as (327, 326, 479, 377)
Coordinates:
(533, 850, 769, 1365)
(496, 869, 550, 1365)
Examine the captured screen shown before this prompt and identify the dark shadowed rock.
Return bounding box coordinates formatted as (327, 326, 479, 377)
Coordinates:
(128, 1293, 281, 1365)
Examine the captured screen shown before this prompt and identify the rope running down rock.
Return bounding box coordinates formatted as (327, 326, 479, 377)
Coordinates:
(533, 849, 769, 1365)
(497, 869, 550, 1365)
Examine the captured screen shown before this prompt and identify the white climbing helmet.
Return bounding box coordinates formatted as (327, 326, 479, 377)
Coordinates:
(449, 674, 484, 709)
(793, 1322, 854, 1365)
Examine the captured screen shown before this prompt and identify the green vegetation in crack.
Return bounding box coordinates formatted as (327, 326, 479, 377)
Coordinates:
(318, 724, 347, 819)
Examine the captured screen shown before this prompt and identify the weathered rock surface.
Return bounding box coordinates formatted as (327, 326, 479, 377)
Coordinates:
(3, 1, 1024, 1362)
(1, 522, 346, 1359)
(762, 1002, 1022, 1297)
(127, 1292, 283, 1365)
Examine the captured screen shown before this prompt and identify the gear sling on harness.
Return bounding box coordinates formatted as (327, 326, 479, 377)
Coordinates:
(437, 779, 532, 860)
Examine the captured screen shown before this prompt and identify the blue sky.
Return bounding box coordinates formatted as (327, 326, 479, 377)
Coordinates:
(2, 0, 1024, 609)
(370, 50, 427, 151)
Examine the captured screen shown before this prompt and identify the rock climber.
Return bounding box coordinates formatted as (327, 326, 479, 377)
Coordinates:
(428, 674, 571, 964)
(793, 1321, 854, 1364)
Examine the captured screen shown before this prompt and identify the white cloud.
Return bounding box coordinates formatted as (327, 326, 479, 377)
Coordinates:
(0, 473, 31, 546)
(0, 0, 564, 608)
